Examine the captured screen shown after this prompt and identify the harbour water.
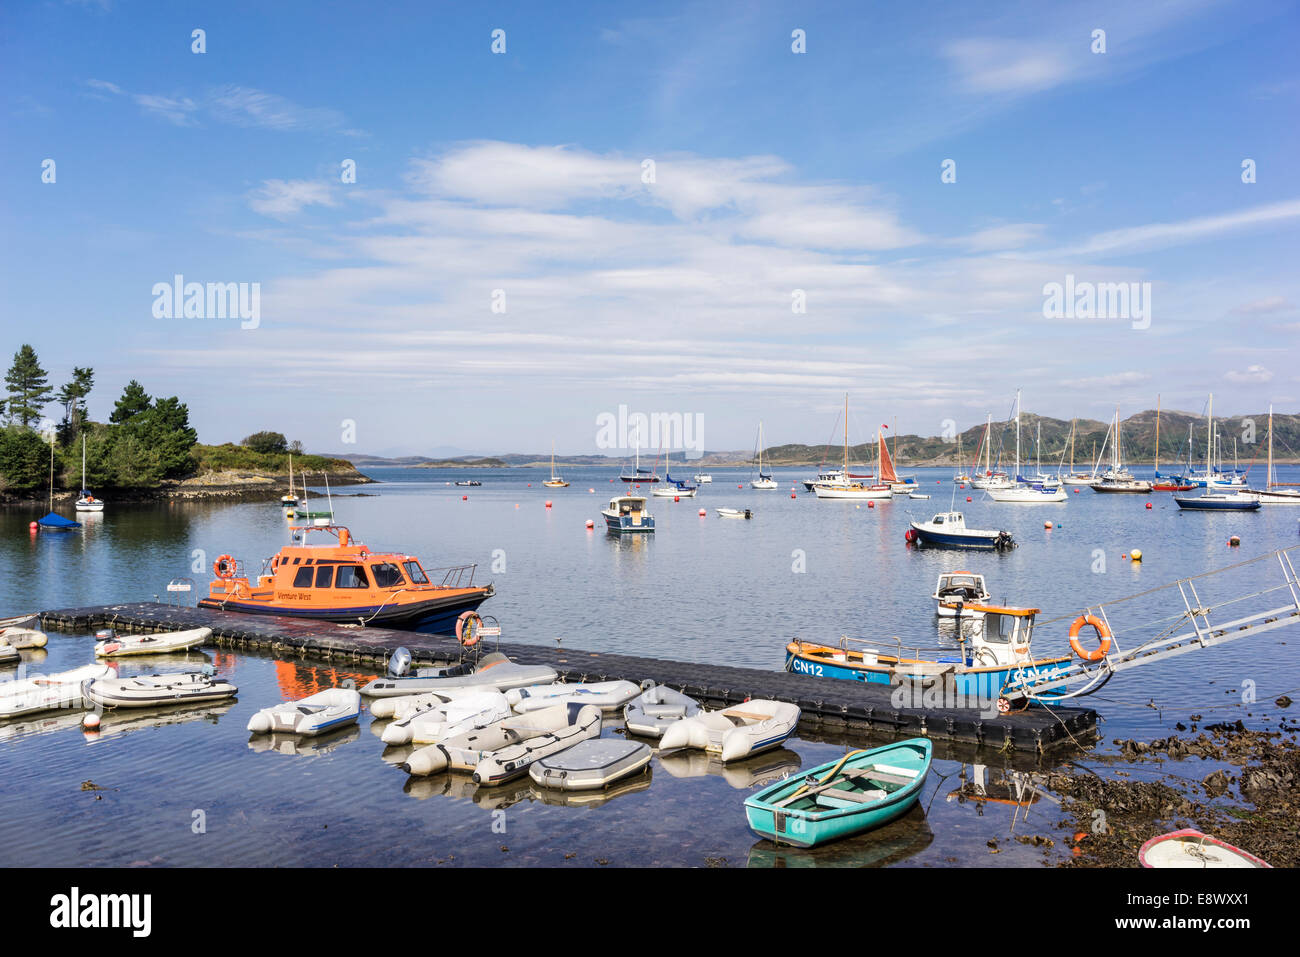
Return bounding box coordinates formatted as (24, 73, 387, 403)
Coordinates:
(2, 465, 1297, 867)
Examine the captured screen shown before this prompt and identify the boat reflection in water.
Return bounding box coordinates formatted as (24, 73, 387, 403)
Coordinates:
(247, 723, 361, 758)
(656, 747, 802, 789)
(747, 805, 934, 868)
(402, 772, 535, 811)
(533, 770, 652, 809)
(82, 701, 237, 745)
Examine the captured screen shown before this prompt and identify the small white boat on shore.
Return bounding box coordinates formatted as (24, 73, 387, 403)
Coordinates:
(94, 627, 210, 658)
(530, 738, 653, 791)
(506, 680, 641, 714)
(83, 669, 238, 709)
(659, 699, 800, 762)
(247, 688, 361, 736)
(1139, 829, 1271, 868)
(472, 704, 603, 785)
(623, 685, 701, 738)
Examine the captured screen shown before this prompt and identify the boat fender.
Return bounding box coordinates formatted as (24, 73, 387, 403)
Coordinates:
(456, 611, 483, 648)
(213, 554, 237, 579)
(1068, 615, 1112, 662)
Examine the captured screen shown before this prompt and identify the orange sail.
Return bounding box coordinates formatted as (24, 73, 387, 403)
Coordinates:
(879, 430, 898, 483)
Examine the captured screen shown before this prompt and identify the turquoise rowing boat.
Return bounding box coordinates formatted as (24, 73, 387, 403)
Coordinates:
(744, 738, 932, 847)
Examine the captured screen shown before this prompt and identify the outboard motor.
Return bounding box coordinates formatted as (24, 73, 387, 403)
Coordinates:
(95, 628, 116, 640)
(388, 647, 412, 678)
(199, 663, 216, 677)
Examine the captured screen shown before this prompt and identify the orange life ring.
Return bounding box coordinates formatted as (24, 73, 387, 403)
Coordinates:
(455, 611, 483, 648)
(212, 554, 237, 580)
(1068, 614, 1111, 662)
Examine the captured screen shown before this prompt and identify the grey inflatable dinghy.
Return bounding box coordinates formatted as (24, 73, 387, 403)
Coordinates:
(623, 685, 701, 738)
(530, 738, 653, 791)
(82, 668, 238, 709)
(360, 652, 556, 698)
(472, 704, 602, 786)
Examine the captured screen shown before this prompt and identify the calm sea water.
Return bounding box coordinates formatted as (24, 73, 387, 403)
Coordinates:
(2, 465, 1297, 867)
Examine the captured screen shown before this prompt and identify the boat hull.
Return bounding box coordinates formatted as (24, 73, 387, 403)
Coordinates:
(1173, 496, 1261, 511)
(909, 526, 1004, 549)
(198, 586, 493, 634)
(785, 646, 1073, 700)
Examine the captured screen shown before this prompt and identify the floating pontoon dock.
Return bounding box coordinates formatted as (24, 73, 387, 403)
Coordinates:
(38, 602, 1094, 753)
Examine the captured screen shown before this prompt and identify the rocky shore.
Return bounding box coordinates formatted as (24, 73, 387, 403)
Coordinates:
(1, 467, 373, 506)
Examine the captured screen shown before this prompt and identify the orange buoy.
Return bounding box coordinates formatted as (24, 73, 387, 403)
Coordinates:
(790, 493, 796, 499)
(585, 519, 594, 528)
(1068, 614, 1112, 662)
(1044, 521, 1052, 529)
(545, 501, 552, 508)
(456, 611, 484, 648)
(698, 508, 706, 516)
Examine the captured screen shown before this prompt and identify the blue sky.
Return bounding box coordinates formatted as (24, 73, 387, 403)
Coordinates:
(2, 0, 1298, 456)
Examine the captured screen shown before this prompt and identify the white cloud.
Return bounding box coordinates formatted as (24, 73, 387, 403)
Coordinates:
(1038, 200, 1300, 259)
(1224, 365, 1273, 384)
(83, 79, 358, 133)
(249, 180, 338, 218)
(944, 39, 1072, 94)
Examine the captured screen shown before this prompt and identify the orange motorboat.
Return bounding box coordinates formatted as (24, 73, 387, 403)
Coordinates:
(199, 524, 493, 634)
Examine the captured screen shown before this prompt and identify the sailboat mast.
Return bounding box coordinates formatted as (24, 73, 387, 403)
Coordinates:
(1207, 393, 1214, 476)
(1014, 390, 1021, 478)
(82, 433, 86, 492)
(49, 434, 55, 512)
(1268, 405, 1274, 488)
(1154, 395, 1161, 474)
(843, 395, 849, 475)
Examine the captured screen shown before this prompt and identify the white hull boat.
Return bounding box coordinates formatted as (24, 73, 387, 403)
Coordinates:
(381, 691, 511, 745)
(402, 703, 582, 776)
(359, 653, 557, 697)
(693, 474, 713, 484)
(1139, 829, 1270, 868)
(812, 483, 892, 500)
(507, 680, 642, 714)
(83, 670, 238, 709)
(0, 627, 48, 649)
(367, 686, 492, 719)
(716, 507, 752, 519)
(986, 485, 1068, 503)
(472, 704, 603, 785)
(623, 685, 701, 738)
(652, 485, 698, 497)
(94, 627, 210, 657)
(933, 572, 991, 617)
(0, 644, 19, 665)
(0, 663, 115, 718)
(659, 699, 800, 762)
(530, 738, 653, 791)
(247, 688, 361, 736)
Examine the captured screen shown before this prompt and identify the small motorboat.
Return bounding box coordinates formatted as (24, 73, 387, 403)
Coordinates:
(907, 492, 931, 500)
(623, 685, 701, 738)
(932, 572, 991, 617)
(506, 680, 642, 714)
(744, 739, 932, 848)
(0, 627, 48, 650)
(0, 613, 38, 630)
(472, 704, 603, 785)
(380, 691, 511, 745)
(82, 668, 238, 709)
(402, 703, 582, 776)
(530, 738, 653, 791)
(659, 700, 800, 762)
(0, 664, 115, 718)
(246, 688, 361, 736)
(455, 480, 482, 487)
(602, 495, 655, 533)
(716, 507, 752, 519)
(94, 627, 210, 658)
(693, 474, 713, 484)
(1139, 829, 1271, 868)
(907, 512, 1014, 550)
(359, 653, 556, 697)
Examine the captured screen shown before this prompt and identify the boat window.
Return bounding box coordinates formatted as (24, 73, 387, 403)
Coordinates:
(403, 561, 430, 585)
(933, 515, 944, 524)
(336, 565, 370, 589)
(292, 567, 313, 588)
(314, 565, 334, 588)
(983, 614, 1012, 643)
(292, 557, 301, 564)
(371, 563, 405, 588)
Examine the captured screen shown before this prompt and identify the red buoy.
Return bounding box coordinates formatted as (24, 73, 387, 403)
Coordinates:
(462, 495, 468, 501)
(1145, 502, 1152, 509)
(966, 496, 972, 502)
(545, 501, 553, 508)
(867, 501, 875, 509)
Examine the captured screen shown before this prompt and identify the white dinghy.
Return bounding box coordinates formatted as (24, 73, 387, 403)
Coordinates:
(530, 738, 653, 791)
(402, 703, 582, 776)
(367, 685, 490, 719)
(94, 627, 210, 658)
(247, 688, 361, 736)
(380, 691, 511, 745)
(0, 627, 47, 650)
(0, 644, 18, 665)
(623, 685, 701, 738)
(472, 705, 603, 786)
(360, 652, 556, 698)
(506, 680, 641, 714)
(83, 668, 238, 709)
(659, 699, 800, 762)
(0, 663, 115, 718)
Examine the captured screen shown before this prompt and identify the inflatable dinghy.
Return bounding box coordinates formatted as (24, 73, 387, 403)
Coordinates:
(402, 703, 582, 776)
(82, 669, 238, 709)
(94, 627, 210, 657)
(360, 652, 556, 698)
(369, 686, 491, 720)
(0, 644, 18, 665)
(472, 705, 602, 786)
(507, 680, 641, 714)
(0, 627, 47, 650)
(659, 699, 800, 762)
(0, 663, 115, 718)
(530, 738, 653, 791)
(623, 685, 701, 738)
(247, 688, 361, 736)
(381, 691, 511, 745)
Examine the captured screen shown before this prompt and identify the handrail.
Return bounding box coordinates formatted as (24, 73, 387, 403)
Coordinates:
(425, 563, 478, 588)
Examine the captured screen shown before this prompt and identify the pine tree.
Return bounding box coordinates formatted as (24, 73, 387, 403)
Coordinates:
(55, 366, 95, 443)
(4, 345, 53, 428)
(109, 380, 151, 424)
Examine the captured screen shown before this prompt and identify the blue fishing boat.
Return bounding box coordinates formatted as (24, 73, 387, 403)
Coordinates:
(601, 495, 655, 533)
(785, 604, 1074, 703)
(907, 511, 1014, 550)
(744, 739, 932, 847)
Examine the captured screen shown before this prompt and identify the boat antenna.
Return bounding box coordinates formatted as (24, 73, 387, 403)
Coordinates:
(324, 469, 334, 517)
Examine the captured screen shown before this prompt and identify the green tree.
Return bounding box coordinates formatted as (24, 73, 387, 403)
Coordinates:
(55, 366, 95, 443)
(241, 430, 288, 455)
(4, 345, 53, 428)
(0, 425, 50, 492)
(109, 380, 151, 424)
